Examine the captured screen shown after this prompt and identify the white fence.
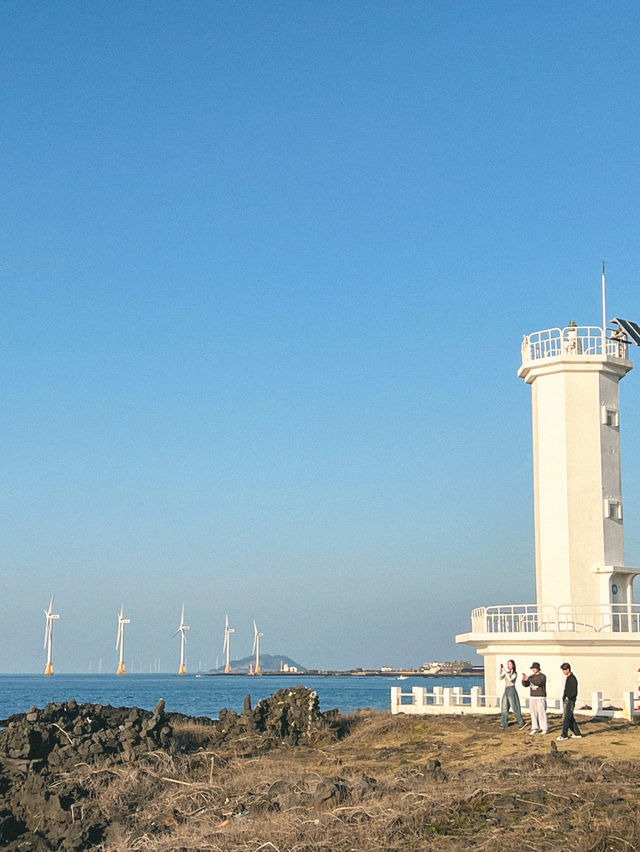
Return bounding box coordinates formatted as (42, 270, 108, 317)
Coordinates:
(471, 603, 640, 635)
(391, 685, 637, 721)
(521, 326, 628, 364)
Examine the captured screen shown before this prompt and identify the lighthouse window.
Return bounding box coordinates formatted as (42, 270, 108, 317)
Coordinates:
(605, 499, 623, 520)
(601, 405, 619, 427)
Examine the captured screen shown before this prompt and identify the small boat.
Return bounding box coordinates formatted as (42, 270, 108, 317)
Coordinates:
(397, 675, 408, 680)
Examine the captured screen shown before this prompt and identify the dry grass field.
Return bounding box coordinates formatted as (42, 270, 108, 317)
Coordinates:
(64, 710, 640, 851)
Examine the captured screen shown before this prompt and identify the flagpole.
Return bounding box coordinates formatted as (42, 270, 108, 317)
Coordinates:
(601, 259, 607, 353)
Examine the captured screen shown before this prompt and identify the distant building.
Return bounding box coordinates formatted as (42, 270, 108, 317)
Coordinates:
(438, 659, 472, 673)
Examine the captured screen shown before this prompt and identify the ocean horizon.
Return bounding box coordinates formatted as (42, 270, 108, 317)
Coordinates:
(0, 673, 484, 720)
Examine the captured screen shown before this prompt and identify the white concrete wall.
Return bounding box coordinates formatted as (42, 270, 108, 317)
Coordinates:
(530, 370, 571, 606)
(476, 640, 640, 705)
(522, 357, 631, 611)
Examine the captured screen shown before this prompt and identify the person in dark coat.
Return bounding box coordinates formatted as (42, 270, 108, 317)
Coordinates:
(556, 662, 582, 740)
(522, 662, 547, 734)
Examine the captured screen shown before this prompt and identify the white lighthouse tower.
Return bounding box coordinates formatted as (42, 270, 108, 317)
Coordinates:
(457, 286, 640, 703)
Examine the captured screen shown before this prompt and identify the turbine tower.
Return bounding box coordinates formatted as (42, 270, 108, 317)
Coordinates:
(222, 614, 234, 673)
(43, 595, 59, 676)
(173, 604, 189, 675)
(116, 604, 130, 675)
(252, 620, 263, 675)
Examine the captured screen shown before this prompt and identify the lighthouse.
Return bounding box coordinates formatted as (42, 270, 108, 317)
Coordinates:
(457, 302, 640, 703)
(522, 319, 634, 614)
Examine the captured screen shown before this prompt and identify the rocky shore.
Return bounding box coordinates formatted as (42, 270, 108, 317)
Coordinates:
(0, 686, 638, 850)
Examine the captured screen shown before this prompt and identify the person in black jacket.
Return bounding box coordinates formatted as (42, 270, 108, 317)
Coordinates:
(522, 662, 547, 734)
(556, 662, 582, 740)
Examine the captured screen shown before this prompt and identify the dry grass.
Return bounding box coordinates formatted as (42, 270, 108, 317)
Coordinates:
(58, 712, 640, 851)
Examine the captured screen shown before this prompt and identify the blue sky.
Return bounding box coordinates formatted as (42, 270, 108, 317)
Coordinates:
(2, 1, 640, 672)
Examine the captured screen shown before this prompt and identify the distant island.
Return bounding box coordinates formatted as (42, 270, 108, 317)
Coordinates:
(199, 656, 482, 676)
(201, 654, 305, 674)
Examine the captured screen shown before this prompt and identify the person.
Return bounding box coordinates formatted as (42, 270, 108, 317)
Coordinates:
(499, 659, 525, 729)
(556, 662, 582, 741)
(522, 662, 547, 734)
(612, 326, 626, 358)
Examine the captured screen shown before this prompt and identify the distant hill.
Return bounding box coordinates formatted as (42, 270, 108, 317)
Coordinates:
(205, 654, 305, 674)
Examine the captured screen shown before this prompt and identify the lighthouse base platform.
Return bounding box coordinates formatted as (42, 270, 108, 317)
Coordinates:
(391, 683, 637, 719)
(456, 629, 640, 709)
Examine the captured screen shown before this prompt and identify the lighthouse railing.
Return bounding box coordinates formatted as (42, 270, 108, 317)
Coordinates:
(521, 326, 628, 364)
(472, 604, 556, 634)
(471, 603, 640, 634)
(557, 603, 640, 633)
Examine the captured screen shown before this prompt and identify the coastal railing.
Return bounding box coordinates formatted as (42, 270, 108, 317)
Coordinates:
(390, 686, 637, 720)
(521, 326, 628, 365)
(471, 603, 640, 634)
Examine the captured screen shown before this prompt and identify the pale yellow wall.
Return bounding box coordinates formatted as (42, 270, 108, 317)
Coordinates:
(600, 371, 625, 574)
(478, 639, 640, 703)
(531, 370, 571, 606)
(526, 358, 630, 611)
(564, 369, 605, 607)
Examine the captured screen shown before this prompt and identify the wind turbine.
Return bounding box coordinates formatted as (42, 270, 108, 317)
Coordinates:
(222, 614, 234, 673)
(252, 620, 263, 675)
(173, 604, 189, 675)
(43, 595, 60, 676)
(116, 604, 130, 675)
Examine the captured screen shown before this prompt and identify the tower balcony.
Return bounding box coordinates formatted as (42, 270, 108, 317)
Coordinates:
(521, 325, 629, 367)
(467, 603, 640, 636)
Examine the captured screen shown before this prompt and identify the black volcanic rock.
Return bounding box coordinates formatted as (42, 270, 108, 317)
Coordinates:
(0, 686, 338, 850)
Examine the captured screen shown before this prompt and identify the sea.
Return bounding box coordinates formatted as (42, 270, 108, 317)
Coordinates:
(0, 673, 483, 720)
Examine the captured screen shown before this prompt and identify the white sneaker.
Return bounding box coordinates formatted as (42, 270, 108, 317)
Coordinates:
(529, 729, 540, 735)
(570, 734, 582, 738)
(556, 735, 568, 740)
